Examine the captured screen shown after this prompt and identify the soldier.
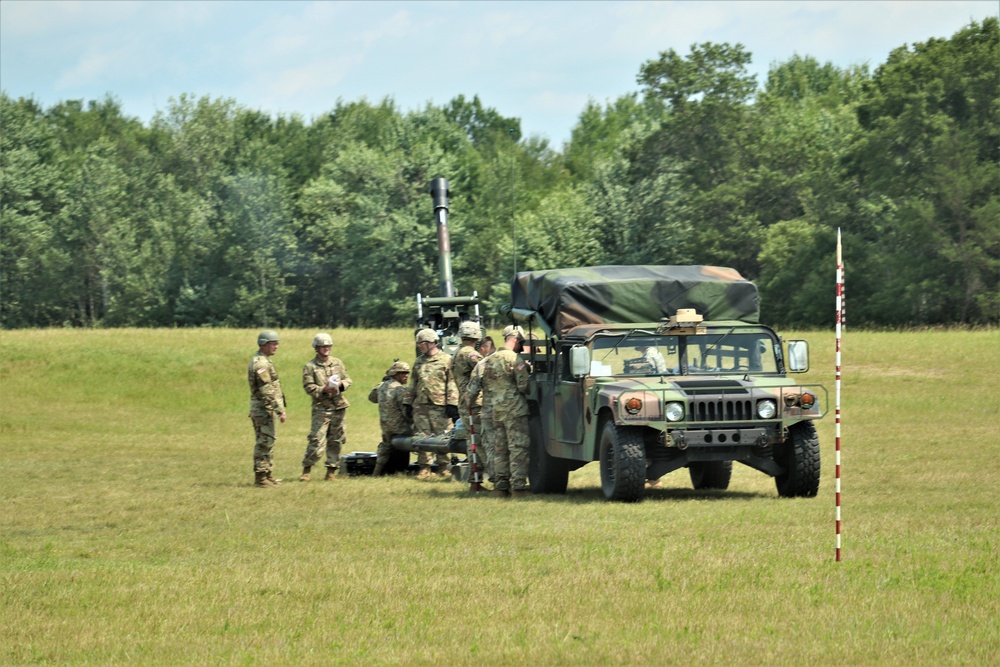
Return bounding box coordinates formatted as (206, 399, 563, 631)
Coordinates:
(466, 335, 496, 484)
(451, 320, 484, 424)
(641, 345, 668, 374)
(476, 336, 496, 357)
(482, 325, 531, 497)
(248, 330, 286, 488)
(409, 328, 459, 479)
(367, 360, 412, 476)
(300, 332, 353, 481)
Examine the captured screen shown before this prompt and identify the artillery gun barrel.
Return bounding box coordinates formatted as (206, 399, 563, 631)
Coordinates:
(421, 295, 480, 308)
(391, 434, 467, 454)
(429, 177, 455, 299)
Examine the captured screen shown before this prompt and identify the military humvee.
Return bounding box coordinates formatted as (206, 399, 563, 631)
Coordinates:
(503, 265, 826, 502)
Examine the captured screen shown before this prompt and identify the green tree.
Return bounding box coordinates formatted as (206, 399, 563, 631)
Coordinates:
(634, 42, 763, 275)
(850, 17, 999, 324)
(0, 95, 71, 326)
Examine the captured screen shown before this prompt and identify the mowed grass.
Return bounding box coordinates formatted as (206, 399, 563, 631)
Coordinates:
(1, 327, 997, 666)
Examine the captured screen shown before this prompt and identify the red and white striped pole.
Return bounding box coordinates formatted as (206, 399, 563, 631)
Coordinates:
(467, 409, 484, 493)
(835, 229, 844, 562)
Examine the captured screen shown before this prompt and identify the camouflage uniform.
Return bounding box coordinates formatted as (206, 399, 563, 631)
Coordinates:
(643, 346, 668, 373)
(248, 352, 286, 475)
(465, 354, 495, 482)
(409, 348, 458, 472)
(451, 343, 483, 413)
(367, 379, 412, 473)
(483, 348, 531, 491)
(301, 356, 352, 471)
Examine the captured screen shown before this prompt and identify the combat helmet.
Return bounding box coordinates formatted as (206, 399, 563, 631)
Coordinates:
(458, 321, 481, 339)
(415, 328, 438, 344)
(312, 332, 333, 348)
(257, 330, 280, 346)
(501, 325, 525, 340)
(387, 360, 411, 376)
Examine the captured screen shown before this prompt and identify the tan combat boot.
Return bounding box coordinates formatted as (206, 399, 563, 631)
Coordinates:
(416, 467, 432, 480)
(299, 466, 312, 482)
(267, 472, 282, 485)
(324, 468, 337, 481)
(511, 489, 530, 499)
(254, 471, 276, 488)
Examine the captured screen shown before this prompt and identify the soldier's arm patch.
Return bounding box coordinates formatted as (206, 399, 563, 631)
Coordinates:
(517, 363, 526, 371)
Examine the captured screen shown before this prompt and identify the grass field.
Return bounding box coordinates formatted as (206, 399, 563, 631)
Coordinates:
(2, 327, 998, 665)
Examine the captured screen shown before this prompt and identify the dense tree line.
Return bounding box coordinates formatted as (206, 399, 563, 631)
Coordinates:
(2, 19, 996, 329)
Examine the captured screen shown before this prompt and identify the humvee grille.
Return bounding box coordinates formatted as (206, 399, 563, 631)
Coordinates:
(691, 398, 753, 422)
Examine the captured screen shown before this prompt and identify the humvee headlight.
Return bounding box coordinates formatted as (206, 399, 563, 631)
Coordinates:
(624, 397, 643, 415)
(757, 399, 777, 419)
(800, 391, 816, 409)
(665, 401, 684, 422)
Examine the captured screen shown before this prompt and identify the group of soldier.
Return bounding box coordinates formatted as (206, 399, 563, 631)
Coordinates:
(247, 323, 533, 497)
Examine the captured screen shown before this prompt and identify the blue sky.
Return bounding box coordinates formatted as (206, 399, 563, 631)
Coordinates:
(1, 0, 996, 146)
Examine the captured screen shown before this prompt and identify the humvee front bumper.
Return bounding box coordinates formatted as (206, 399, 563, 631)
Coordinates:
(666, 426, 772, 449)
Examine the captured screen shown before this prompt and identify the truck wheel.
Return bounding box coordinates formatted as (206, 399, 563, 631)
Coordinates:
(528, 414, 569, 494)
(689, 461, 732, 490)
(775, 421, 821, 497)
(599, 422, 645, 502)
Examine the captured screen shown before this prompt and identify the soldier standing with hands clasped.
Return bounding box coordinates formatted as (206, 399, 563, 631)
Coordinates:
(483, 325, 532, 497)
(248, 330, 286, 488)
(300, 333, 352, 482)
(409, 328, 459, 479)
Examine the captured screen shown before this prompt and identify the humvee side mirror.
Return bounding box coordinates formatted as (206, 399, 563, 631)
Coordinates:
(570, 345, 591, 377)
(787, 340, 810, 372)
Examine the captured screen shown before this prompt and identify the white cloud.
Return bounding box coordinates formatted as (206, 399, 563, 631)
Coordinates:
(2, 0, 997, 143)
(53, 46, 128, 90)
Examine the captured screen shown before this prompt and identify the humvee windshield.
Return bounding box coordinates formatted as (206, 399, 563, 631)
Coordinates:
(591, 330, 779, 377)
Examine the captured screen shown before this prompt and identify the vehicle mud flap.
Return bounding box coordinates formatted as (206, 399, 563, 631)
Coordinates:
(528, 413, 569, 494)
(599, 422, 645, 502)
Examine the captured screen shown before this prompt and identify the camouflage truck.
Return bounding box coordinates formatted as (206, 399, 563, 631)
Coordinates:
(503, 265, 826, 502)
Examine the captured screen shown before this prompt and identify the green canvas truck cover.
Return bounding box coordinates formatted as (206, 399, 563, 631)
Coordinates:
(510, 265, 759, 337)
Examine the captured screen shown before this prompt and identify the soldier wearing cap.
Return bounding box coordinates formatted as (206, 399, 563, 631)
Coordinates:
(482, 325, 532, 497)
(300, 332, 353, 481)
(451, 321, 486, 481)
(466, 335, 497, 484)
(409, 328, 459, 479)
(248, 330, 286, 488)
(367, 360, 412, 476)
(451, 321, 484, 417)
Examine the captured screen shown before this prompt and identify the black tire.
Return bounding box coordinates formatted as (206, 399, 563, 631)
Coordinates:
(528, 414, 569, 494)
(775, 421, 821, 497)
(689, 460, 733, 490)
(599, 421, 646, 502)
